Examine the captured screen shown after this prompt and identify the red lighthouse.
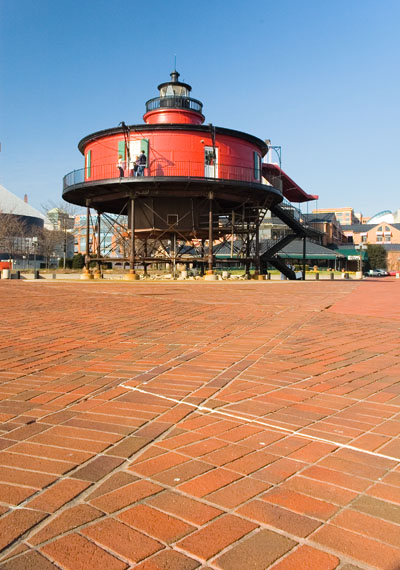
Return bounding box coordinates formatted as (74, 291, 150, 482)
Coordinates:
(63, 70, 284, 277)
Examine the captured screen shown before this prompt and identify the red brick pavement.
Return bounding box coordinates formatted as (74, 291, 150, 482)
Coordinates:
(1, 279, 400, 569)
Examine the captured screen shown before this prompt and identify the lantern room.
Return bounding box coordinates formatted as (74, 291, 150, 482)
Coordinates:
(143, 70, 204, 125)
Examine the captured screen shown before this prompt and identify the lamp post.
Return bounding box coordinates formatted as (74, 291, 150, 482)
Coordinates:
(59, 212, 68, 270)
(32, 237, 38, 269)
(355, 244, 367, 276)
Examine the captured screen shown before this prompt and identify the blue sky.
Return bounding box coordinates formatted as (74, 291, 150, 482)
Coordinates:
(1, 0, 399, 217)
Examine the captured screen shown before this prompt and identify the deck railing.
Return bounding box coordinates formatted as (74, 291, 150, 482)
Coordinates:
(63, 160, 266, 191)
(145, 95, 203, 114)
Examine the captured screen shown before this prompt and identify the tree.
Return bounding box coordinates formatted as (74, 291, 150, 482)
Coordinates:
(38, 227, 65, 268)
(42, 200, 82, 269)
(367, 244, 387, 270)
(72, 253, 84, 269)
(41, 200, 81, 222)
(0, 212, 29, 261)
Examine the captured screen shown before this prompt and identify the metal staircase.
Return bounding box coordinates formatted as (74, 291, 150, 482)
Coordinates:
(261, 201, 321, 279)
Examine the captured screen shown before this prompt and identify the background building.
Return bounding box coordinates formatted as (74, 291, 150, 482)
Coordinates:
(0, 184, 47, 269)
(73, 213, 128, 263)
(46, 208, 75, 266)
(303, 212, 345, 246)
(342, 222, 400, 246)
(312, 207, 360, 226)
(368, 209, 400, 225)
(341, 221, 400, 271)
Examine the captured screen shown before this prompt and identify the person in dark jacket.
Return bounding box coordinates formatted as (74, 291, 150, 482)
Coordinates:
(137, 151, 147, 177)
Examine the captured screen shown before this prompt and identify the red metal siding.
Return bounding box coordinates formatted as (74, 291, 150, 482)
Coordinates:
(144, 109, 204, 125)
(84, 130, 261, 183)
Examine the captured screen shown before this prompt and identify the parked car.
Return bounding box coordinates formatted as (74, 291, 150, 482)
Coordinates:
(364, 269, 388, 277)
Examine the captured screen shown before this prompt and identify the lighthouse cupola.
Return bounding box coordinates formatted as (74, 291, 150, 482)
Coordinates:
(143, 70, 205, 125)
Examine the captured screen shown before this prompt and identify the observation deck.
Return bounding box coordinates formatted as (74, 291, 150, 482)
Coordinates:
(62, 159, 283, 214)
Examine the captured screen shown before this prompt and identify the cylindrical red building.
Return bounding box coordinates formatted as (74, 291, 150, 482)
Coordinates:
(63, 71, 282, 276)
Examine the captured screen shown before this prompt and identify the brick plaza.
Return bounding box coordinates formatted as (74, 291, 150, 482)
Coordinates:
(1, 278, 400, 569)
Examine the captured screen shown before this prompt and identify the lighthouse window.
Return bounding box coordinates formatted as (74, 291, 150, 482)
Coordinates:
(167, 214, 178, 226)
(160, 85, 189, 97)
(205, 149, 215, 166)
(254, 152, 261, 181)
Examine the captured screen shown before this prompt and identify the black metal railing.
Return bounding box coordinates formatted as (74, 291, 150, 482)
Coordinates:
(145, 95, 203, 114)
(279, 198, 302, 221)
(64, 169, 85, 188)
(63, 160, 269, 191)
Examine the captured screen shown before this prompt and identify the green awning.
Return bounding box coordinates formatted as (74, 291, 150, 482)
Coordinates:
(335, 248, 368, 260)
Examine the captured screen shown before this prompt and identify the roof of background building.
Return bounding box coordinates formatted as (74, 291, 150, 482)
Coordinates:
(303, 212, 337, 223)
(313, 207, 354, 212)
(342, 223, 400, 232)
(334, 243, 400, 252)
(271, 239, 345, 259)
(0, 185, 46, 221)
(368, 210, 394, 224)
(382, 244, 400, 250)
(213, 239, 344, 260)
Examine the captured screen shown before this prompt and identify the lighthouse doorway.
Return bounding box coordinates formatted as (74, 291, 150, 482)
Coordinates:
(204, 146, 218, 178)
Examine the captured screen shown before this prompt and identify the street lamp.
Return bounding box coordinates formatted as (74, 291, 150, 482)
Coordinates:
(32, 237, 38, 270)
(58, 212, 69, 270)
(355, 244, 367, 275)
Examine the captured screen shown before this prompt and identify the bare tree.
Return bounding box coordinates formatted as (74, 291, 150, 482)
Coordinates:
(41, 200, 82, 269)
(0, 212, 29, 262)
(38, 227, 65, 268)
(41, 200, 82, 224)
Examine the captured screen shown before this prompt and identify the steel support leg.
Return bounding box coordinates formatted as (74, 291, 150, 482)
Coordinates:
(255, 219, 260, 276)
(96, 210, 101, 276)
(208, 191, 214, 273)
(85, 203, 90, 273)
(130, 196, 136, 275)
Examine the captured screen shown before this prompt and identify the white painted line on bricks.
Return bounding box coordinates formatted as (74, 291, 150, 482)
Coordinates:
(120, 383, 400, 464)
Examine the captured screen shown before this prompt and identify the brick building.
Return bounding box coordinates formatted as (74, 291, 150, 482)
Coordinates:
(312, 207, 360, 226)
(342, 222, 400, 271)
